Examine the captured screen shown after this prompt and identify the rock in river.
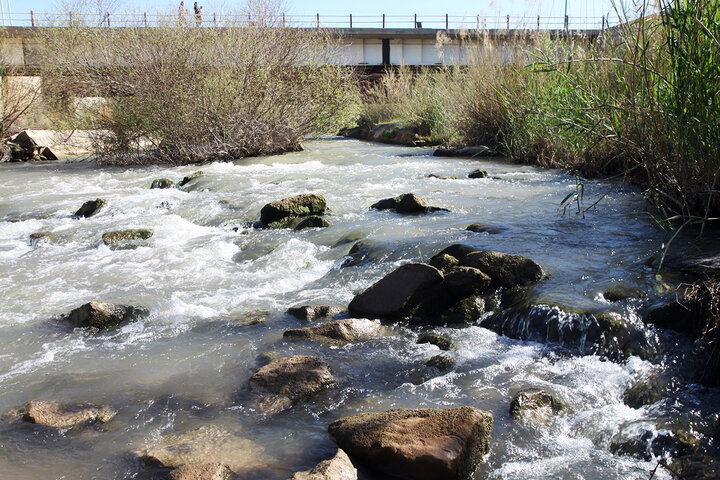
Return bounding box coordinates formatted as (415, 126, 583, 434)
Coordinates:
(5, 400, 116, 429)
(371, 193, 448, 214)
(249, 355, 334, 414)
(74, 198, 105, 218)
(63, 301, 148, 330)
(284, 319, 379, 343)
(294, 215, 331, 231)
(287, 449, 357, 480)
(509, 388, 562, 422)
(260, 193, 327, 229)
(150, 178, 174, 189)
(462, 250, 543, 288)
(287, 305, 344, 321)
(328, 406, 493, 480)
(348, 263, 444, 319)
(102, 229, 153, 248)
(168, 463, 233, 480)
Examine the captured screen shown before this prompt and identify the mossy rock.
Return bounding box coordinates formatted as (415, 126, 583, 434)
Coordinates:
(294, 215, 331, 231)
(417, 332, 453, 351)
(623, 373, 670, 408)
(509, 388, 562, 421)
(468, 169, 488, 179)
(603, 283, 644, 302)
(150, 178, 174, 189)
(29, 232, 57, 246)
(260, 193, 327, 227)
(177, 171, 204, 187)
(424, 354, 455, 371)
(429, 253, 459, 273)
(102, 229, 153, 248)
(440, 296, 485, 325)
(74, 198, 105, 218)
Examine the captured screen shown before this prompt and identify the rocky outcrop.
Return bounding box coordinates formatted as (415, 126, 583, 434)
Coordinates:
(294, 216, 331, 231)
(74, 198, 105, 218)
(142, 425, 267, 477)
(283, 319, 379, 343)
(340, 122, 435, 147)
(328, 406, 493, 480)
(63, 302, 148, 329)
(102, 229, 153, 248)
(509, 389, 562, 422)
(5, 400, 116, 429)
(248, 355, 334, 414)
(150, 178, 174, 189)
(287, 449, 357, 480)
(260, 194, 327, 229)
(287, 305, 345, 321)
(417, 332, 452, 351)
(371, 193, 448, 214)
(433, 146, 496, 158)
(440, 296, 486, 324)
(468, 169, 488, 179)
(348, 263, 444, 319)
(2, 130, 58, 162)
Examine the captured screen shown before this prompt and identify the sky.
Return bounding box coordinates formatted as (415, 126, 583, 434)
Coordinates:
(2, 0, 648, 28)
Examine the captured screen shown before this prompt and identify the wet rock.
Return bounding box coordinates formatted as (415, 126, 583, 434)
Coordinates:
(328, 406, 493, 480)
(150, 178, 174, 189)
(287, 305, 345, 321)
(167, 463, 233, 480)
(331, 232, 364, 248)
(6, 400, 116, 429)
(340, 241, 388, 268)
(287, 449, 357, 480)
(142, 425, 266, 476)
(652, 429, 699, 458)
(102, 229, 153, 248)
(369, 123, 421, 146)
(29, 231, 57, 246)
(260, 194, 327, 228)
(443, 267, 492, 299)
(610, 430, 654, 460)
(603, 283, 644, 302)
(673, 453, 720, 480)
(249, 355, 334, 414)
(417, 332, 452, 351)
(177, 171, 204, 187)
(371, 193, 448, 214)
(426, 174, 458, 180)
(348, 263, 444, 319)
(509, 388, 562, 422)
(74, 198, 105, 218)
(227, 310, 269, 327)
(468, 169, 488, 179)
(623, 373, 671, 408)
(4, 131, 57, 161)
(429, 253, 459, 273)
(294, 215, 331, 231)
(433, 145, 496, 157)
(64, 301, 148, 330)
(462, 250, 543, 288)
(440, 297, 485, 325)
(424, 354, 455, 371)
(338, 125, 371, 140)
(466, 224, 505, 234)
(643, 295, 704, 339)
(431, 244, 479, 264)
(283, 319, 379, 343)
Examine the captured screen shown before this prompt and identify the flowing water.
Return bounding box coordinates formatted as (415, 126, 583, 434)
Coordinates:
(0, 138, 717, 479)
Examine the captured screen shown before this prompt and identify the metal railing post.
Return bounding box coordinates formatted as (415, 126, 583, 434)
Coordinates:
(144, 12, 147, 27)
(601, 15, 605, 32)
(506, 14, 510, 30)
(349, 13, 352, 28)
(30, 10, 35, 27)
(282, 13, 285, 27)
(445, 13, 448, 30)
(414, 13, 417, 28)
(537, 15, 540, 30)
(564, 15, 569, 31)
(382, 13, 385, 28)
(476, 14, 479, 30)
(213, 12, 216, 27)
(106, 12, 110, 27)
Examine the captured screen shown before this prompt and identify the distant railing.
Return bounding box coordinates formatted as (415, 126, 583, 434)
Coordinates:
(2, 11, 616, 31)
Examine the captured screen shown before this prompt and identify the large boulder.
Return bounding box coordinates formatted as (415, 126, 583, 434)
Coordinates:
(142, 425, 266, 476)
(371, 193, 448, 214)
(442, 267, 492, 299)
(287, 449, 357, 480)
(249, 355, 334, 414)
(283, 319, 380, 343)
(6, 400, 116, 429)
(462, 250, 543, 288)
(63, 302, 148, 330)
(348, 263, 444, 319)
(74, 198, 105, 218)
(328, 406, 493, 480)
(260, 194, 327, 228)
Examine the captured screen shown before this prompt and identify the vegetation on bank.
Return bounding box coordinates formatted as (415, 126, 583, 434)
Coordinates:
(38, 6, 358, 165)
(358, 0, 720, 225)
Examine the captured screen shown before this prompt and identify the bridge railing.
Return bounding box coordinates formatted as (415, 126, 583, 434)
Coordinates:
(3, 11, 616, 31)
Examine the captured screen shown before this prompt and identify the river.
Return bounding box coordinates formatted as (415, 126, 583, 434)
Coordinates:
(0, 137, 716, 479)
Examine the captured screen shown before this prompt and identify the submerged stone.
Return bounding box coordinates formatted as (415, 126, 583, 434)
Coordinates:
(328, 406, 493, 480)
(603, 283, 644, 302)
(29, 231, 57, 246)
(424, 354, 455, 371)
(283, 319, 379, 343)
(150, 178, 174, 189)
(102, 229, 153, 248)
(294, 215, 331, 231)
(6, 400, 116, 429)
(468, 169, 488, 179)
(74, 198, 105, 218)
(509, 388, 562, 422)
(466, 223, 505, 234)
(287, 449, 357, 480)
(64, 301, 148, 330)
(417, 332, 453, 351)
